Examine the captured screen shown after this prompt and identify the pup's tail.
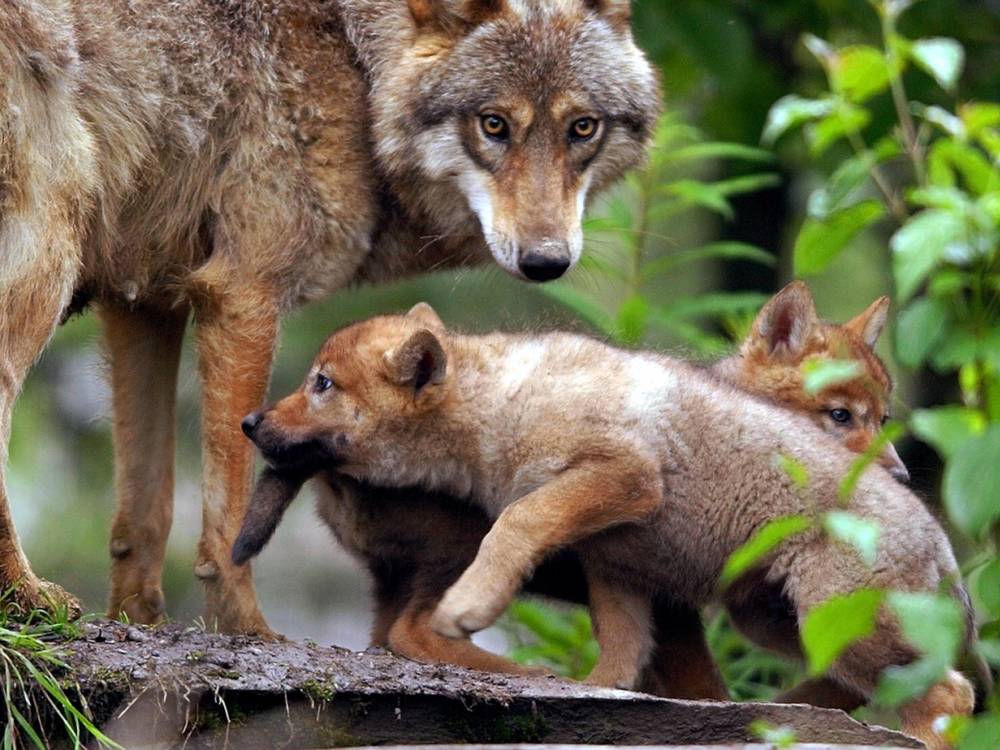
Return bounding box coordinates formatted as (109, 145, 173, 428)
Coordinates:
(231, 467, 308, 565)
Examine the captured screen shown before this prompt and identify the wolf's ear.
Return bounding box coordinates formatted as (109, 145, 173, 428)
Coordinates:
(384, 329, 447, 392)
(406, 302, 446, 332)
(584, 0, 632, 31)
(746, 281, 819, 359)
(408, 0, 504, 30)
(845, 296, 890, 349)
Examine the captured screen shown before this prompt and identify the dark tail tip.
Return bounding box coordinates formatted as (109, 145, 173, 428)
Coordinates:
(231, 468, 307, 566)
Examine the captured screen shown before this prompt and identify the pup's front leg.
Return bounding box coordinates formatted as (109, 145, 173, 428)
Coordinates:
(193, 283, 280, 636)
(430, 461, 661, 638)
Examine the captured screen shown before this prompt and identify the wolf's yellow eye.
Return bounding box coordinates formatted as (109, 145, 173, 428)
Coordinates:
(480, 114, 509, 140)
(570, 117, 598, 141)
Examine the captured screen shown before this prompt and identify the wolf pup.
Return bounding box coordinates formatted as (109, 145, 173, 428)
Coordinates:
(236, 304, 975, 749)
(234, 283, 906, 701)
(0, 0, 657, 631)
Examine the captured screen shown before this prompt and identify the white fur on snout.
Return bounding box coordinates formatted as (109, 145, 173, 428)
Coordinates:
(570, 172, 594, 266)
(457, 170, 521, 277)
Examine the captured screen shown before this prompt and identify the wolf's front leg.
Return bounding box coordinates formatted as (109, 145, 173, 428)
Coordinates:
(429, 460, 661, 638)
(193, 284, 280, 636)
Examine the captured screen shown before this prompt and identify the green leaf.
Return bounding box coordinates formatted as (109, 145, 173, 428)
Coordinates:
(975, 560, 1000, 618)
(801, 358, 863, 395)
(831, 45, 892, 103)
(910, 406, 986, 459)
(616, 295, 649, 346)
(891, 209, 966, 302)
(777, 455, 811, 491)
(927, 139, 996, 195)
(838, 421, 905, 503)
(794, 200, 884, 276)
(909, 37, 964, 92)
(801, 589, 885, 677)
(876, 656, 950, 707)
(959, 102, 1000, 137)
(652, 292, 771, 323)
(719, 515, 812, 587)
(957, 714, 1000, 750)
(750, 721, 797, 749)
(762, 95, 836, 145)
(660, 179, 733, 219)
(669, 141, 776, 164)
(538, 284, 616, 338)
(943, 424, 1000, 538)
(823, 511, 880, 566)
(895, 296, 950, 368)
(891, 590, 965, 660)
(640, 242, 775, 282)
(807, 104, 871, 156)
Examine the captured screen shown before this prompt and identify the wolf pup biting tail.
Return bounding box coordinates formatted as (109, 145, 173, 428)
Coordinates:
(235, 283, 909, 701)
(237, 303, 976, 750)
(0, 0, 657, 632)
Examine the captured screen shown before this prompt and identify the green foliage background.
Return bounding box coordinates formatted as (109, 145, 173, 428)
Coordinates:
(6, 0, 998, 745)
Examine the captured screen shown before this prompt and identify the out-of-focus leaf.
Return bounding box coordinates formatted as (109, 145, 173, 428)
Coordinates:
(750, 721, 797, 749)
(838, 422, 905, 502)
(801, 589, 884, 677)
(801, 358, 863, 394)
(807, 104, 871, 156)
(916, 103, 966, 139)
(831, 45, 892, 102)
(669, 142, 776, 164)
(959, 102, 1000, 136)
(719, 515, 813, 587)
(895, 296, 950, 368)
(777, 455, 811, 491)
(794, 200, 884, 276)
(975, 560, 1000, 618)
(909, 37, 964, 92)
(762, 95, 836, 145)
(616, 295, 649, 346)
(876, 656, 950, 707)
(891, 209, 966, 302)
(538, 284, 615, 338)
(823, 511, 880, 567)
(802, 33, 836, 66)
(943, 425, 1000, 538)
(957, 715, 1000, 750)
(660, 179, 733, 219)
(910, 406, 986, 459)
(653, 292, 771, 322)
(927, 139, 996, 195)
(641, 242, 775, 281)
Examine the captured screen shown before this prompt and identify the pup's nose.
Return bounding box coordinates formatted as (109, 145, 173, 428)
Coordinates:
(241, 412, 263, 438)
(518, 251, 570, 282)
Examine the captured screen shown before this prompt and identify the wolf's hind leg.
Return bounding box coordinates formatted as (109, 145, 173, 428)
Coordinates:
(583, 574, 653, 690)
(192, 284, 279, 636)
(388, 602, 548, 676)
(638, 599, 729, 700)
(102, 306, 186, 624)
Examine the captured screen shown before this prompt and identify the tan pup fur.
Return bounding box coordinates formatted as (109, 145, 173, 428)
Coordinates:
(237, 303, 975, 748)
(235, 284, 905, 702)
(0, 0, 658, 630)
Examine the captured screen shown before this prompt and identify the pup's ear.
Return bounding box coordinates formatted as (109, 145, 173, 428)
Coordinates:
(408, 0, 504, 30)
(745, 281, 819, 360)
(406, 302, 446, 332)
(584, 0, 632, 31)
(845, 296, 890, 349)
(231, 468, 307, 566)
(384, 329, 447, 392)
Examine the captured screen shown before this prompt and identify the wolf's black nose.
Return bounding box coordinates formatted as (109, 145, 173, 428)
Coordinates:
(241, 412, 263, 438)
(519, 252, 570, 282)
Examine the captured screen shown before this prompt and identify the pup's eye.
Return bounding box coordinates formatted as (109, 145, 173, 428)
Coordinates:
(314, 373, 333, 393)
(569, 117, 598, 141)
(830, 408, 852, 424)
(480, 114, 509, 141)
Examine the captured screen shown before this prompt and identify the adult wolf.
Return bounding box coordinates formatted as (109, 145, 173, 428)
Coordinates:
(0, 0, 658, 634)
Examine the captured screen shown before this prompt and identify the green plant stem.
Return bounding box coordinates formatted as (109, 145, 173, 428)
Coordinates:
(844, 129, 908, 223)
(880, 7, 926, 187)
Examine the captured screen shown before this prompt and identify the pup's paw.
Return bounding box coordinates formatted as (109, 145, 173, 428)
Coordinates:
(429, 587, 501, 638)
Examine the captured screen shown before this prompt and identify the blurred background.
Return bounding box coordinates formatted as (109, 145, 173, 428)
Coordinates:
(8, 0, 998, 700)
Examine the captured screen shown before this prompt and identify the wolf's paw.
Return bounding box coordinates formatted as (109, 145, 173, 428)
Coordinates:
(5, 577, 83, 621)
(429, 586, 501, 639)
